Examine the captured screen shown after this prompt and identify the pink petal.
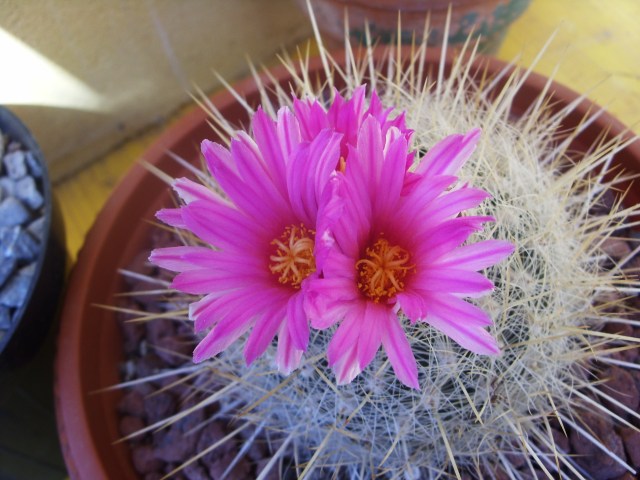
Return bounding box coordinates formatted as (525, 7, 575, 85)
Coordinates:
(417, 128, 481, 177)
(173, 177, 220, 204)
(286, 292, 310, 351)
(314, 175, 344, 271)
(155, 207, 185, 228)
(191, 287, 287, 332)
(304, 250, 359, 329)
(435, 240, 515, 271)
(216, 160, 282, 224)
(329, 86, 365, 155)
(149, 246, 219, 272)
(191, 287, 290, 362)
(381, 314, 420, 389)
(201, 138, 236, 174)
(287, 130, 341, 225)
(425, 315, 500, 355)
(189, 293, 220, 326)
(420, 187, 491, 226)
(251, 108, 288, 195)
(373, 129, 407, 218)
(171, 269, 262, 295)
(368, 90, 411, 142)
(396, 175, 457, 220)
(193, 314, 254, 363)
(353, 116, 384, 196)
(331, 171, 372, 258)
(181, 199, 266, 251)
(411, 269, 494, 298)
(312, 135, 344, 207)
(244, 305, 286, 365)
(332, 344, 360, 385)
(396, 291, 427, 322)
(413, 216, 493, 263)
(424, 292, 493, 327)
(404, 148, 416, 171)
(383, 125, 402, 152)
(421, 293, 499, 355)
(327, 306, 363, 370)
(202, 249, 266, 274)
(356, 303, 384, 372)
(276, 323, 304, 374)
(159, 248, 267, 286)
(305, 275, 357, 329)
(292, 97, 329, 142)
(321, 244, 358, 279)
(367, 89, 385, 122)
(276, 107, 302, 159)
(206, 137, 289, 225)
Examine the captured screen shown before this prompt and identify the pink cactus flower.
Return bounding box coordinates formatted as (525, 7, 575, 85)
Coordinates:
(294, 85, 413, 168)
(307, 117, 514, 389)
(150, 106, 341, 374)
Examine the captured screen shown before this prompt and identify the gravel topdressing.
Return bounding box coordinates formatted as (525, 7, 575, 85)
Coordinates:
(0, 128, 46, 346)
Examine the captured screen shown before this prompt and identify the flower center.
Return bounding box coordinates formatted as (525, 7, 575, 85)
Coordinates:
(356, 238, 414, 302)
(269, 224, 316, 289)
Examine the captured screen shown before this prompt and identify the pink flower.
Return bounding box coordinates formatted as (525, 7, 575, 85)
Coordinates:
(150, 106, 341, 374)
(307, 117, 514, 389)
(294, 85, 413, 168)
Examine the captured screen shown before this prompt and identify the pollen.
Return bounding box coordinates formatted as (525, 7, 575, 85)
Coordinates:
(269, 224, 316, 288)
(356, 237, 414, 302)
(337, 156, 346, 173)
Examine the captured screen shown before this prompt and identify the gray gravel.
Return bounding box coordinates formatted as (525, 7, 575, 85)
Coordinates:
(0, 128, 46, 335)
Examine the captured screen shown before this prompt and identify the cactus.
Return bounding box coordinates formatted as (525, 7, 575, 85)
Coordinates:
(118, 24, 640, 480)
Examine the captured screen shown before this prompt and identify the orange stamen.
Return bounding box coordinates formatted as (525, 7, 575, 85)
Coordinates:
(356, 238, 414, 302)
(269, 224, 315, 288)
(337, 156, 346, 173)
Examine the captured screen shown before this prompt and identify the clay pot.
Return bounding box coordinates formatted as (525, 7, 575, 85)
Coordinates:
(296, 0, 531, 52)
(54, 49, 640, 479)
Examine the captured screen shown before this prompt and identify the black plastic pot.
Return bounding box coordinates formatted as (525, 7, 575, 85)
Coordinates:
(0, 106, 66, 368)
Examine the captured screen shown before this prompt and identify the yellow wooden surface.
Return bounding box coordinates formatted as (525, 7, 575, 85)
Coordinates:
(56, 0, 640, 265)
(497, 0, 640, 134)
(56, 124, 171, 266)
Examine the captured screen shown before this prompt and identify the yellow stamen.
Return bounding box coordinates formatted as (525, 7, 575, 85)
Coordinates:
(269, 224, 315, 288)
(356, 238, 414, 302)
(337, 156, 346, 173)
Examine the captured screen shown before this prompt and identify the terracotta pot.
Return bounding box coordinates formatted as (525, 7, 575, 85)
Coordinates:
(297, 0, 531, 52)
(54, 49, 640, 479)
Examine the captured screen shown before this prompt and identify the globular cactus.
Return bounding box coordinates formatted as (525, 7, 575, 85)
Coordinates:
(120, 26, 640, 480)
